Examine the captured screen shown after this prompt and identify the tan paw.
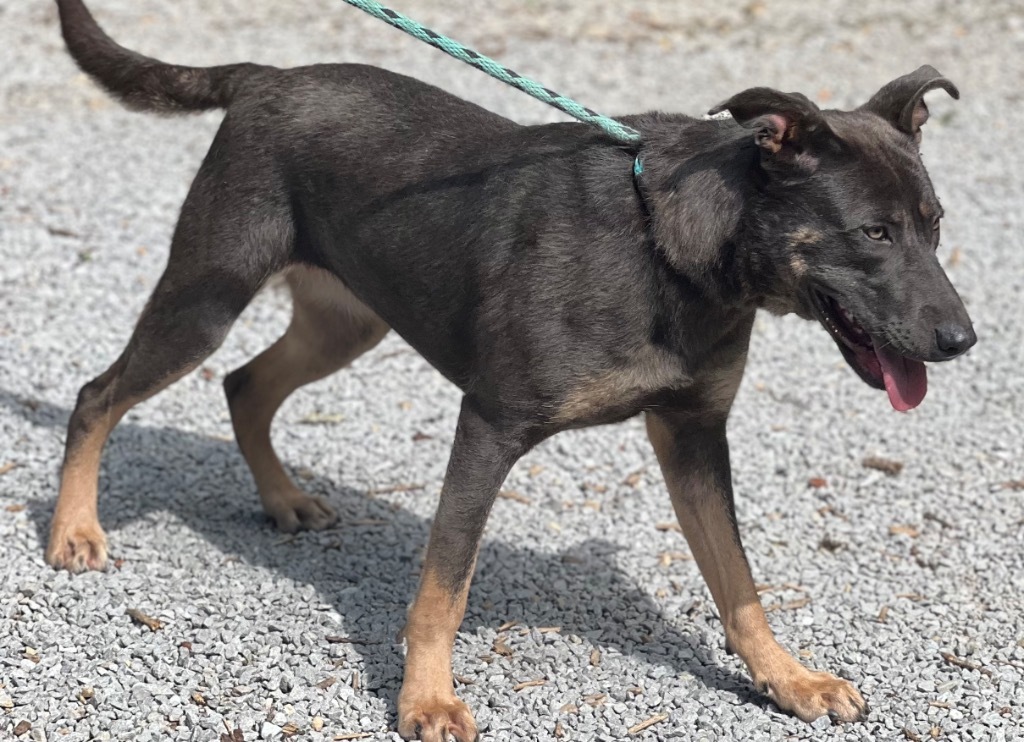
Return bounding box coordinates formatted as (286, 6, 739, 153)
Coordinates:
(263, 490, 338, 533)
(46, 519, 108, 572)
(760, 666, 869, 723)
(398, 695, 478, 742)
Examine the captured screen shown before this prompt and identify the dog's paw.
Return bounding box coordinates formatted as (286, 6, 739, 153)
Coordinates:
(761, 667, 868, 723)
(264, 490, 338, 533)
(46, 519, 108, 572)
(398, 695, 478, 742)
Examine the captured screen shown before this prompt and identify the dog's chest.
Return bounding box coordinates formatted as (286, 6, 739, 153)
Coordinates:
(550, 348, 692, 428)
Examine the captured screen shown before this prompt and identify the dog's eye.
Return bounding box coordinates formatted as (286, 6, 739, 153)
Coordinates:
(863, 226, 890, 242)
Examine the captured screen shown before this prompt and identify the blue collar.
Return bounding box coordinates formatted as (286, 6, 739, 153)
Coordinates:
(633, 155, 644, 177)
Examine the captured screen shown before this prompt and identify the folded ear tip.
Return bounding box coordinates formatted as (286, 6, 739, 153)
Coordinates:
(919, 65, 960, 100)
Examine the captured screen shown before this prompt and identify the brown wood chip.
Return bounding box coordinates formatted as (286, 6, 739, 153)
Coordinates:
(317, 677, 336, 690)
(628, 713, 669, 735)
(5, 504, 26, 513)
(658, 551, 692, 566)
(13, 721, 31, 736)
(454, 674, 475, 686)
(655, 522, 682, 533)
(583, 693, 607, 707)
(999, 480, 1024, 491)
(559, 703, 578, 714)
(513, 678, 547, 692)
(498, 490, 532, 504)
(889, 524, 920, 538)
(497, 620, 519, 632)
(903, 729, 922, 742)
(928, 701, 952, 709)
(536, 626, 561, 634)
(411, 431, 433, 442)
(333, 734, 374, 741)
(191, 692, 207, 706)
(219, 725, 244, 742)
(126, 608, 163, 632)
(940, 651, 993, 676)
(877, 605, 890, 623)
(624, 471, 643, 487)
(590, 648, 601, 667)
(807, 477, 828, 488)
(492, 636, 513, 657)
(281, 723, 299, 737)
(0, 462, 18, 476)
(366, 483, 425, 495)
(817, 505, 849, 520)
(863, 456, 904, 475)
(923, 511, 954, 529)
(554, 721, 566, 738)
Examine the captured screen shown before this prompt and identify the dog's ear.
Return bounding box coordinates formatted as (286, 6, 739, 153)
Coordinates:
(708, 88, 829, 173)
(860, 65, 959, 141)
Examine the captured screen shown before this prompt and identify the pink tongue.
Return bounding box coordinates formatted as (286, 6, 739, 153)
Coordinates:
(875, 345, 927, 412)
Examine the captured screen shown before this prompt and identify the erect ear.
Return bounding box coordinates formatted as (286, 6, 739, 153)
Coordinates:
(860, 65, 959, 140)
(708, 88, 830, 171)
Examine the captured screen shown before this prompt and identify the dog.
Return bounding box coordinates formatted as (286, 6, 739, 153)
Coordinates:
(50, 1, 975, 739)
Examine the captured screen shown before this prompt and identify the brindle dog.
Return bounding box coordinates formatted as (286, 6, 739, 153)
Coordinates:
(51, 0, 975, 738)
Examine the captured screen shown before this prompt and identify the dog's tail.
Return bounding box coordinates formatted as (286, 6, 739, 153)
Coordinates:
(57, 0, 267, 114)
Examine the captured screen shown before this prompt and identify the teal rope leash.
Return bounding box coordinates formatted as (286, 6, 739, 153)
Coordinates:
(340, 0, 642, 147)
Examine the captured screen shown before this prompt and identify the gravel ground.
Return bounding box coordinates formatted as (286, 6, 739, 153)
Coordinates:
(2, 1, 1023, 740)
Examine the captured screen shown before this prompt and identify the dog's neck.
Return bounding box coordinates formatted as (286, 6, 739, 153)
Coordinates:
(630, 115, 791, 314)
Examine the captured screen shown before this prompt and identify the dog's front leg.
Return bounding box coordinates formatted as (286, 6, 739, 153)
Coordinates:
(646, 411, 869, 723)
(398, 399, 525, 742)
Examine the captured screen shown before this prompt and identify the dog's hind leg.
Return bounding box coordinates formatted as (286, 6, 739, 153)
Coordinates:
(47, 265, 264, 572)
(646, 409, 870, 723)
(223, 267, 390, 532)
(46, 164, 289, 571)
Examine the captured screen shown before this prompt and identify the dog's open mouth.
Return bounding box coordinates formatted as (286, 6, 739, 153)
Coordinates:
(812, 290, 927, 412)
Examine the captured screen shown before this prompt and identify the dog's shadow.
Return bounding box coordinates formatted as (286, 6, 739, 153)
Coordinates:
(2, 389, 763, 722)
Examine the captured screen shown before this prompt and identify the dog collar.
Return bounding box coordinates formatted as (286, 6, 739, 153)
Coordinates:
(631, 152, 652, 229)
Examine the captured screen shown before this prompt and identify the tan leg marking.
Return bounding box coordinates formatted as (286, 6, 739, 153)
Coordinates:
(646, 413, 867, 723)
(552, 346, 688, 426)
(227, 267, 389, 531)
(398, 564, 478, 742)
(48, 366, 192, 572)
(47, 421, 116, 572)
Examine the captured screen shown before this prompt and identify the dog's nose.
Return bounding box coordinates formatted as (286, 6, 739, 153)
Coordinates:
(934, 321, 976, 358)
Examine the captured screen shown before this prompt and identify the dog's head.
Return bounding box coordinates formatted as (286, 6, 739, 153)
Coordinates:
(712, 66, 975, 411)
